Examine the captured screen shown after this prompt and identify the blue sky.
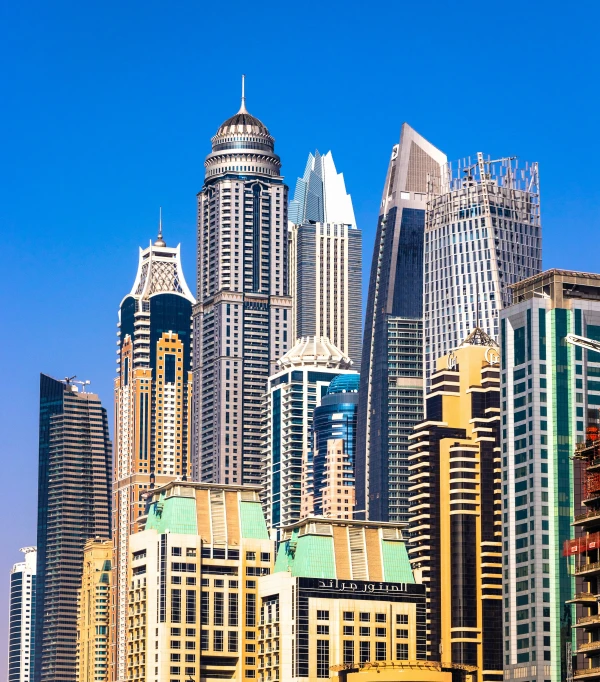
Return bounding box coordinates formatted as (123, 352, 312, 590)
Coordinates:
(1, 0, 599, 665)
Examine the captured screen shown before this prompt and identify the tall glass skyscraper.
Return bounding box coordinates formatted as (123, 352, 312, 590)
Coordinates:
(356, 123, 446, 522)
(424, 153, 542, 387)
(310, 373, 359, 518)
(112, 227, 194, 682)
(34, 375, 111, 682)
(193, 81, 292, 486)
(8, 547, 36, 682)
(288, 150, 362, 368)
(501, 270, 600, 681)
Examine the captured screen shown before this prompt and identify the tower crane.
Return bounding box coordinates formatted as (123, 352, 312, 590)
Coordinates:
(566, 333, 600, 354)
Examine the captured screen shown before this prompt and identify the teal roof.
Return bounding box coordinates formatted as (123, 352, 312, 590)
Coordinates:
(327, 374, 360, 394)
(381, 540, 415, 583)
(274, 532, 336, 579)
(145, 493, 198, 535)
(239, 501, 270, 539)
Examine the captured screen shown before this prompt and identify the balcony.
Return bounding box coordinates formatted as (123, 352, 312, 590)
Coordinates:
(576, 614, 600, 628)
(568, 592, 598, 604)
(579, 641, 600, 654)
(574, 509, 600, 526)
(575, 667, 600, 679)
(575, 562, 600, 576)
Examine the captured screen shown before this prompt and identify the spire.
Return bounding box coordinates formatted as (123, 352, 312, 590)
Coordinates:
(155, 207, 166, 247)
(238, 74, 247, 113)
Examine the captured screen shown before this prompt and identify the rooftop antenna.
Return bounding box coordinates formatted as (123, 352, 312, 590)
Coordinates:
(239, 74, 247, 113)
(155, 207, 166, 247)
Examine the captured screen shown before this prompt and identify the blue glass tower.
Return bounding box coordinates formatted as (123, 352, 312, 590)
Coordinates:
(356, 124, 446, 522)
(311, 374, 359, 517)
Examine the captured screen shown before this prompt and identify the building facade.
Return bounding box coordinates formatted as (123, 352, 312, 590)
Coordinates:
(261, 336, 356, 532)
(76, 539, 112, 682)
(424, 152, 542, 387)
(258, 516, 442, 682)
(34, 375, 111, 682)
(112, 229, 195, 682)
(8, 547, 36, 682)
(126, 481, 273, 682)
(356, 123, 446, 522)
(408, 338, 503, 681)
(288, 150, 362, 368)
(308, 373, 359, 519)
(501, 270, 600, 681)
(192, 85, 292, 487)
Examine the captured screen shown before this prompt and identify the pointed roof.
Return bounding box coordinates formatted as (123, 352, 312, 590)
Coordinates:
(216, 74, 269, 135)
(460, 327, 498, 348)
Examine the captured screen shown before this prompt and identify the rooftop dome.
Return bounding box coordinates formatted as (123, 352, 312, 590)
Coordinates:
(216, 110, 269, 136)
(326, 374, 360, 395)
(278, 337, 353, 370)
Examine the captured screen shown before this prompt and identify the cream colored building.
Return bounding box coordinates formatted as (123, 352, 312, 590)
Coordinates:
(76, 538, 112, 682)
(126, 481, 273, 682)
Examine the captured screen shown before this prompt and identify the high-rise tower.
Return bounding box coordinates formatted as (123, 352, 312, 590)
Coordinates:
(192, 79, 292, 485)
(8, 547, 36, 682)
(288, 150, 362, 368)
(34, 375, 111, 682)
(356, 123, 446, 522)
(112, 225, 195, 682)
(424, 153, 542, 387)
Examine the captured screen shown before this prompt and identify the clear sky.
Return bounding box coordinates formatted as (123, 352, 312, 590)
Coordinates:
(2, 0, 599, 667)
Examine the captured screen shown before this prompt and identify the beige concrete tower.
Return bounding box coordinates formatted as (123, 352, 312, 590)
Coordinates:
(192, 78, 292, 486)
(112, 228, 195, 682)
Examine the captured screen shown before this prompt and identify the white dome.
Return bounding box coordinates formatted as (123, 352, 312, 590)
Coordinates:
(278, 337, 353, 370)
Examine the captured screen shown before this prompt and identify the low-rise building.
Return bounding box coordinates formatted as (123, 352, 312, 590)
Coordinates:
(126, 481, 273, 682)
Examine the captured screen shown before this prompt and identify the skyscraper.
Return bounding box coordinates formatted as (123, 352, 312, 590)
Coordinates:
(408, 336, 503, 681)
(501, 270, 600, 681)
(261, 336, 356, 532)
(8, 547, 36, 682)
(112, 226, 194, 682)
(288, 151, 362, 367)
(308, 373, 359, 518)
(424, 152, 542, 387)
(34, 375, 111, 682)
(193, 80, 292, 486)
(76, 539, 111, 682)
(356, 123, 446, 522)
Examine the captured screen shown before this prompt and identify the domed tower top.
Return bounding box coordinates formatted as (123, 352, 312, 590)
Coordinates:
(204, 75, 281, 180)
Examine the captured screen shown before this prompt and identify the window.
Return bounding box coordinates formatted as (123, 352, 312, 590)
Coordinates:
(376, 628, 386, 637)
(375, 614, 386, 623)
(245, 643, 256, 653)
(245, 672, 256, 679)
(360, 641, 370, 663)
(171, 576, 181, 585)
(396, 629, 408, 639)
(343, 612, 354, 621)
(317, 640, 330, 678)
(317, 610, 330, 621)
(186, 577, 196, 586)
(396, 614, 408, 625)
(185, 668, 195, 676)
(343, 626, 354, 636)
(169, 667, 180, 676)
(396, 643, 409, 660)
(171, 589, 181, 623)
(186, 548, 196, 557)
(200, 592, 209, 625)
(171, 547, 182, 557)
(170, 628, 181, 637)
(246, 552, 256, 561)
(359, 613, 370, 622)
(246, 593, 256, 626)
(186, 590, 196, 624)
(228, 631, 238, 653)
(170, 641, 181, 650)
(185, 641, 195, 650)
(317, 625, 329, 635)
(375, 642, 386, 661)
(229, 593, 239, 626)
(260, 552, 271, 562)
(213, 630, 223, 651)
(343, 640, 354, 664)
(214, 593, 224, 626)
(360, 626, 370, 637)
(200, 631, 208, 650)
(245, 656, 255, 666)
(185, 654, 196, 663)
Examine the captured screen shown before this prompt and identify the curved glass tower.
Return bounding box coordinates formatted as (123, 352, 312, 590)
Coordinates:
(311, 373, 359, 517)
(193, 80, 292, 485)
(356, 123, 446, 522)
